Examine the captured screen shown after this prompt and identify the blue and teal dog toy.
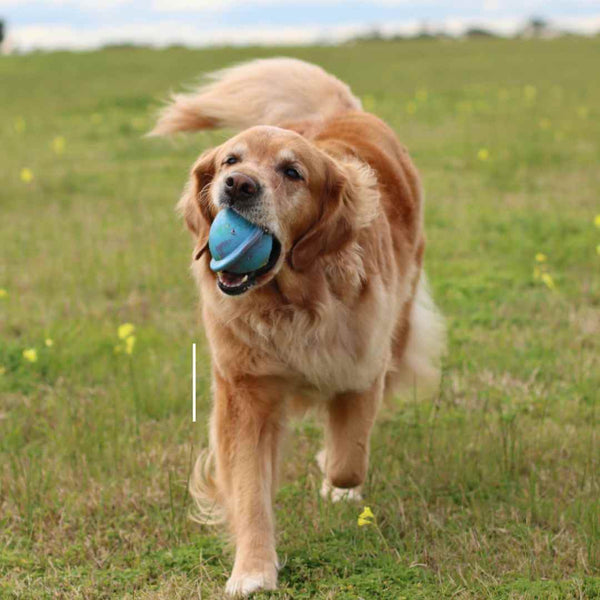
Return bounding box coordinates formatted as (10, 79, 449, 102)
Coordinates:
(208, 208, 273, 274)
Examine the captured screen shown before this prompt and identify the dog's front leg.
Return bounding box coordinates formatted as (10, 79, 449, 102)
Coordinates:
(212, 372, 283, 597)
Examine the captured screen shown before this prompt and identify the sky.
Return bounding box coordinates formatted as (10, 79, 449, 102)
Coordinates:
(1, 0, 600, 52)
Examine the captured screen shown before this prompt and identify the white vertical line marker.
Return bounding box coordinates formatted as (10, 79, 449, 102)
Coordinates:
(192, 343, 197, 423)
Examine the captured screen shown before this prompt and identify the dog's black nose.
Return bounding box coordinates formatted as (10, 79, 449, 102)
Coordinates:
(224, 172, 259, 202)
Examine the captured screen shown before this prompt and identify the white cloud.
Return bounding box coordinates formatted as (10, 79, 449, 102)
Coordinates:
(149, 0, 600, 11)
(3, 0, 600, 13)
(0, 0, 129, 6)
(7, 14, 600, 52)
(150, 0, 419, 10)
(483, 0, 501, 11)
(560, 13, 600, 32)
(8, 22, 364, 51)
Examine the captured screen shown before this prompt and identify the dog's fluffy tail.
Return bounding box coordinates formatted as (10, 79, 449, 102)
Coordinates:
(149, 57, 361, 136)
(188, 448, 226, 526)
(385, 275, 447, 401)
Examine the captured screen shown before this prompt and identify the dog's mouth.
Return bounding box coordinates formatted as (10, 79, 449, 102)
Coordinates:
(216, 237, 282, 296)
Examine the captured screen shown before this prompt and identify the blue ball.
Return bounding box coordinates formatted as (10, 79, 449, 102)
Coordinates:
(208, 208, 273, 274)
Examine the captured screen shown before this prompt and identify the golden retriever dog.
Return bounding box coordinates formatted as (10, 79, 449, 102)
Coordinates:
(151, 58, 445, 596)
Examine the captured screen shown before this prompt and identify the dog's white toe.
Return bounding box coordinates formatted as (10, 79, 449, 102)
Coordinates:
(225, 571, 277, 597)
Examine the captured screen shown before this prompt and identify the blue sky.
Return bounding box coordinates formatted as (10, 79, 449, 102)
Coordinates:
(2, 1, 600, 51)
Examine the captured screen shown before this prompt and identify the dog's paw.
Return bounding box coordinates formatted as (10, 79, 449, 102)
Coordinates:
(316, 449, 327, 474)
(317, 450, 363, 502)
(225, 568, 277, 597)
(320, 477, 363, 503)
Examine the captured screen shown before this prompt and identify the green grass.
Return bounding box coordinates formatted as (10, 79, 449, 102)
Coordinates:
(1, 38, 599, 599)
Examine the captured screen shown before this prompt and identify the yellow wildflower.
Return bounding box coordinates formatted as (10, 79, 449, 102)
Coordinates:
(14, 117, 26, 133)
(477, 148, 489, 161)
(535, 253, 547, 263)
(52, 136, 66, 154)
(20, 168, 34, 183)
(0, 288, 7, 299)
(541, 273, 556, 290)
(539, 118, 551, 130)
(360, 506, 374, 519)
(524, 85, 537, 102)
(406, 101, 417, 115)
(577, 106, 589, 119)
(358, 506, 375, 527)
(475, 100, 490, 113)
(594, 214, 600, 229)
(415, 88, 428, 102)
(23, 348, 38, 363)
(596, 244, 600, 256)
(118, 323, 135, 340)
(124, 335, 136, 355)
(45, 338, 53, 347)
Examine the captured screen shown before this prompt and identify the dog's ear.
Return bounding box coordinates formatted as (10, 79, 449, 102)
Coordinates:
(290, 159, 352, 271)
(177, 147, 218, 260)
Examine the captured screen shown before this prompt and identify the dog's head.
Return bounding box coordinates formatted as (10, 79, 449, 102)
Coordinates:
(180, 126, 356, 296)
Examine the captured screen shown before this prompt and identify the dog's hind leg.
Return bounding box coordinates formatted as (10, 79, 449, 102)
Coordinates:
(318, 374, 384, 502)
(316, 448, 363, 502)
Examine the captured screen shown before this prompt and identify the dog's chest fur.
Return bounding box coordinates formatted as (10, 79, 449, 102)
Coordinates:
(248, 289, 394, 393)
(201, 244, 407, 395)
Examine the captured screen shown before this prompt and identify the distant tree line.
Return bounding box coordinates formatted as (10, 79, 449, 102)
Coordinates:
(351, 17, 568, 43)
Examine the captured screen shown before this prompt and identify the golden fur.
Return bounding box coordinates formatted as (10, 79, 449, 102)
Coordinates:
(152, 58, 445, 597)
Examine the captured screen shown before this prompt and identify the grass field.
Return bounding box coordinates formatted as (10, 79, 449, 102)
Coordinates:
(1, 37, 599, 599)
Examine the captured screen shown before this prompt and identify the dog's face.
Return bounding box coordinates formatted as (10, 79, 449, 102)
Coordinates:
(181, 126, 353, 296)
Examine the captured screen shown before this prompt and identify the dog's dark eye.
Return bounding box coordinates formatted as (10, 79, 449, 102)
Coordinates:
(224, 156, 238, 165)
(284, 167, 302, 180)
